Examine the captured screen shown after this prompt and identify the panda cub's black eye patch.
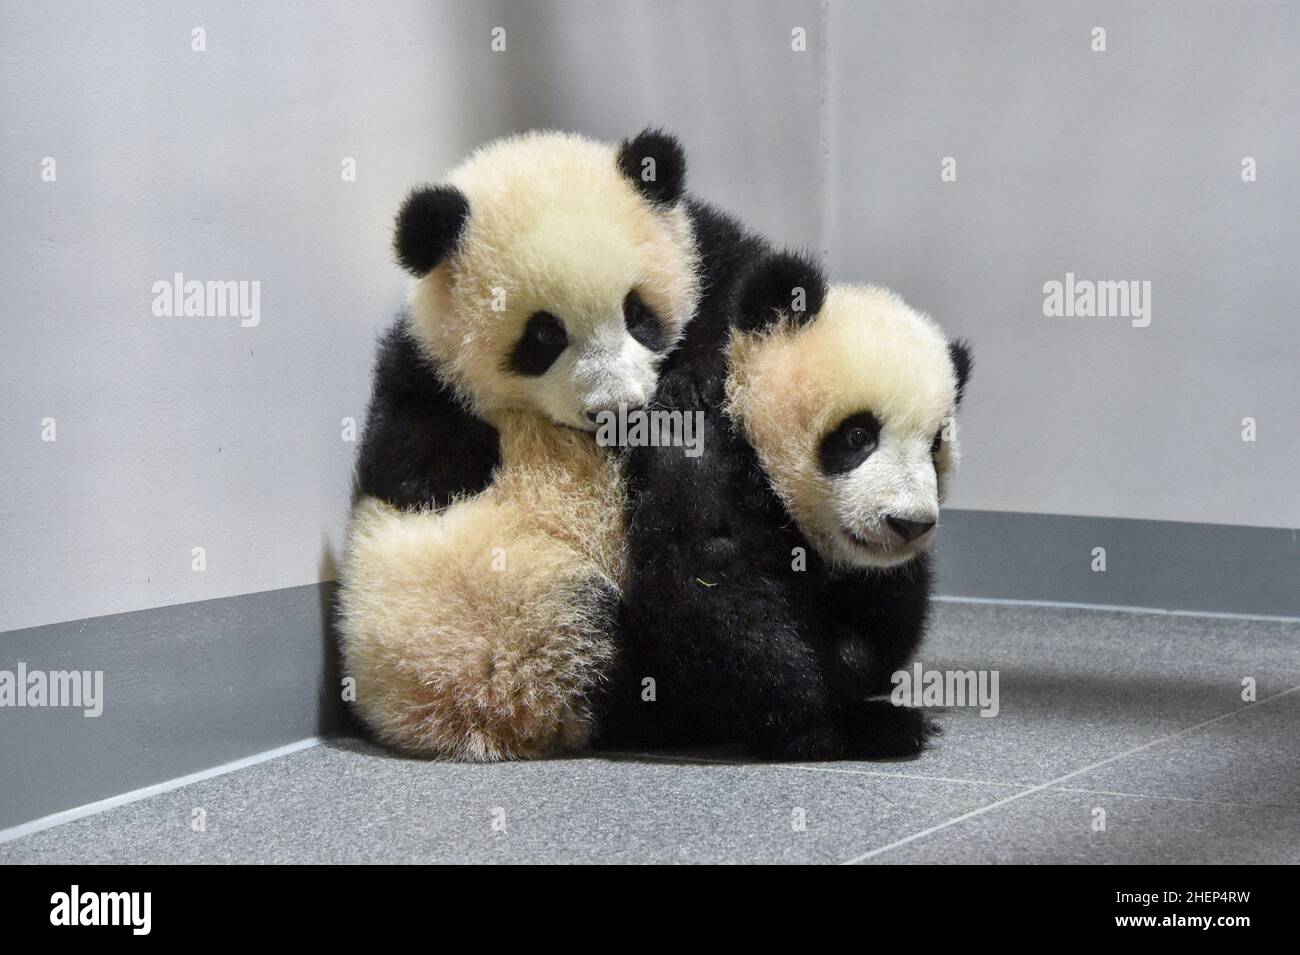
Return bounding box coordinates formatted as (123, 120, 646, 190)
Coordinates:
(623, 290, 668, 352)
(819, 411, 881, 475)
(507, 311, 568, 376)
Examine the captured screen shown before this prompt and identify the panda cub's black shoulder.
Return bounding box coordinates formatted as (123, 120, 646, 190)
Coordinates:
(354, 315, 500, 510)
(676, 199, 773, 369)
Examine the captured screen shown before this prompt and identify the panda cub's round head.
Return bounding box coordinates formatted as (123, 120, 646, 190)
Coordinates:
(726, 252, 973, 570)
(394, 128, 699, 432)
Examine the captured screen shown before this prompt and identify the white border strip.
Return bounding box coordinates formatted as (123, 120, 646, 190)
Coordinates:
(0, 736, 323, 845)
(936, 593, 1300, 624)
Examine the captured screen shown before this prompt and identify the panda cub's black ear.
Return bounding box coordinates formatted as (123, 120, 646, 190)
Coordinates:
(735, 250, 827, 334)
(617, 127, 687, 205)
(948, 339, 973, 404)
(393, 185, 471, 276)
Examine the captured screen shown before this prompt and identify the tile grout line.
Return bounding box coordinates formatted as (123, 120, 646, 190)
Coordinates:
(796, 764, 1300, 812)
(625, 750, 1300, 813)
(769, 763, 1029, 791)
(618, 752, 749, 767)
(623, 752, 1029, 792)
(840, 683, 1300, 864)
(773, 763, 1300, 812)
(621, 752, 1024, 790)
(1048, 785, 1300, 813)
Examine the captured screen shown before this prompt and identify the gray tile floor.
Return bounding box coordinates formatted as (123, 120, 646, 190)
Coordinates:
(3, 601, 1298, 864)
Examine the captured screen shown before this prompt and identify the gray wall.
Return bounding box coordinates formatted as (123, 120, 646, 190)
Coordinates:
(826, 0, 1300, 528)
(0, 0, 824, 633)
(2, 3, 1296, 631)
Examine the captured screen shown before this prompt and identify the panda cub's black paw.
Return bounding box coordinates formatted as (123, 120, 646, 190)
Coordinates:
(839, 700, 941, 760)
(766, 703, 940, 762)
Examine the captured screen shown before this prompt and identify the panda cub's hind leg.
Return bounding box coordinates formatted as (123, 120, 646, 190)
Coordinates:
(461, 556, 620, 759)
(338, 497, 616, 761)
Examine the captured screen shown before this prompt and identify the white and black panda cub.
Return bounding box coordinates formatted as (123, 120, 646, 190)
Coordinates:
(338, 130, 699, 760)
(595, 252, 972, 760)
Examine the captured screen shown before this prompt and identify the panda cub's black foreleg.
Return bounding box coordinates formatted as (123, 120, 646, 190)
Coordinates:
(777, 640, 937, 760)
(602, 530, 934, 760)
(355, 316, 500, 510)
(820, 563, 933, 702)
(597, 536, 841, 755)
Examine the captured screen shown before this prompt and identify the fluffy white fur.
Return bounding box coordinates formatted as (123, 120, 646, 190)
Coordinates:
(726, 284, 960, 569)
(341, 413, 626, 759)
(339, 132, 699, 760)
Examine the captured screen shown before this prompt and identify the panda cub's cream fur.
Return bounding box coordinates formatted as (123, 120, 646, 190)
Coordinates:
(410, 132, 697, 430)
(726, 284, 961, 570)
(342, 414, 627, 759)
(339, 131, 699, 760)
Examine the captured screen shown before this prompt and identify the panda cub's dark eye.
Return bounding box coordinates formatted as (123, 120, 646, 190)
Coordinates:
(819, 411, 881, 475)
(623, 289, 668, 352)
(507, 311, 568, 377)
(532, 320, 564, 346)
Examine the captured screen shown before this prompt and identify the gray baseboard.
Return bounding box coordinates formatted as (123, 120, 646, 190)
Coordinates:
(934, 510, 1299, 619)
(0, 582, 346, 833)
(1, 510, 1295, 833)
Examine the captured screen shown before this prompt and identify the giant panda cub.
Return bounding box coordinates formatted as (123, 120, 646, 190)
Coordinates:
(595, 252, 972, 760)
(338, 130, 699, 760)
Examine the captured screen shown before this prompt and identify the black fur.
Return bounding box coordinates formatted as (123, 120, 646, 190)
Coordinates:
(819, 411, 881, 475)
(949, 339, 973, 404)
(623, 290, 669, 353)
(506, 311, 568, 376)
(616, 128, 687, 206)
(735, 249, 827, 333)
(354, 316, 499, 510)
(592, 205, 937, 760)
(393, 185, 470, 276)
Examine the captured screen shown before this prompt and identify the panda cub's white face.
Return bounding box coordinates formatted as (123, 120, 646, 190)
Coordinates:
(728, 283, 969, 571)
(497, 285, 668, 433)
(398, 130, 699, 432)
(816, 405, 950, 567)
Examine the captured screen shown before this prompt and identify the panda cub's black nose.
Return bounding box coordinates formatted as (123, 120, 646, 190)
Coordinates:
(886, 516, 936, 543)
